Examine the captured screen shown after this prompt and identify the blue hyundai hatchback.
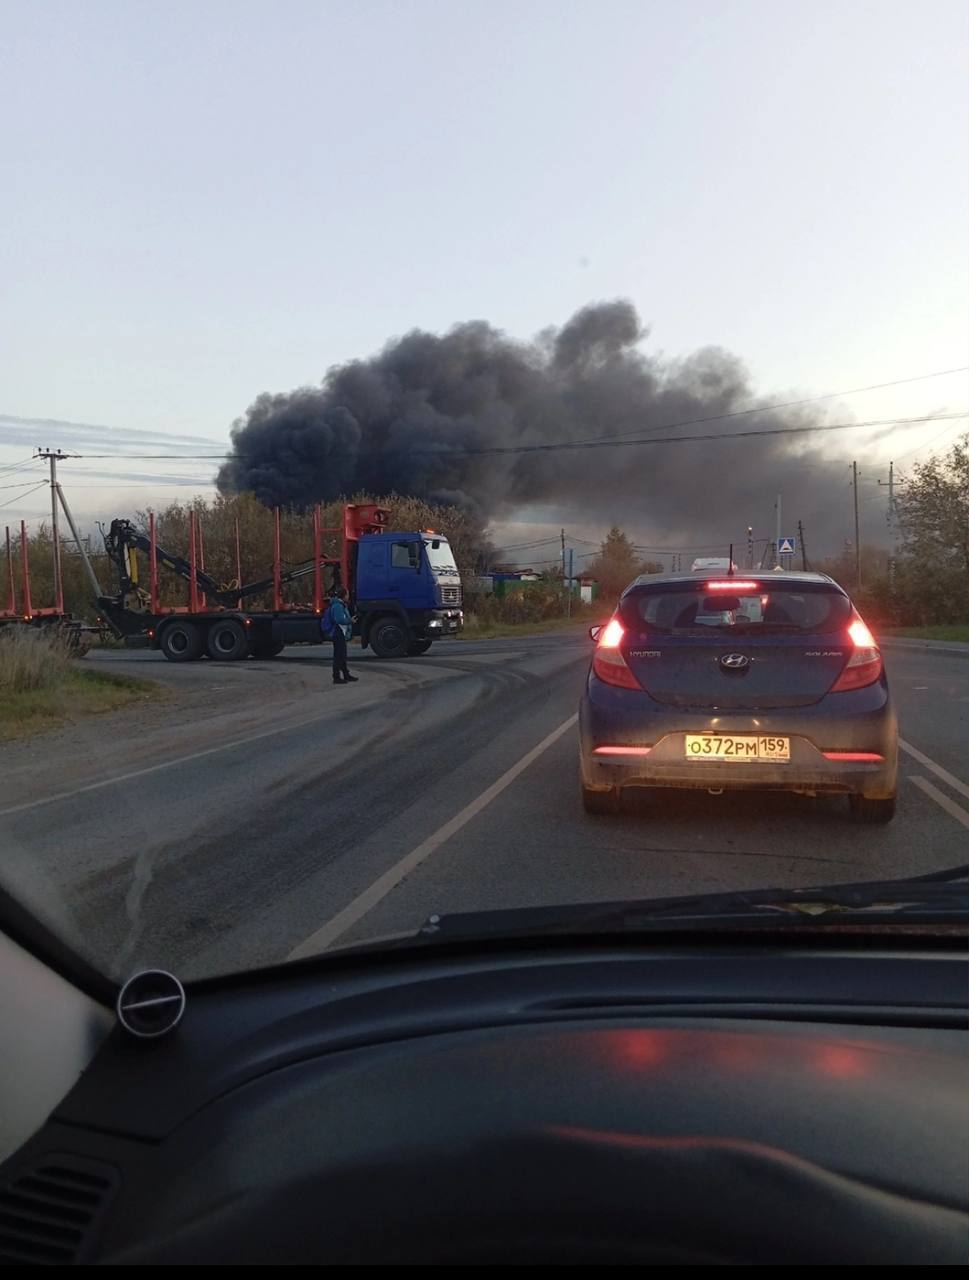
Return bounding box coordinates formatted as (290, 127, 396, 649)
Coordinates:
(579, 571, 897, 821)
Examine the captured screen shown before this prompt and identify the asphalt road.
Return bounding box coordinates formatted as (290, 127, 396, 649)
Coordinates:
(0, 633, 967, 981)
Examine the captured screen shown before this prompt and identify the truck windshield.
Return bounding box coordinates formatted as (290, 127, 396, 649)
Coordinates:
(424, 540, 459, 575)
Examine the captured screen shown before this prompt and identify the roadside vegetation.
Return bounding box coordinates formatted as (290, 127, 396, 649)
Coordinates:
(461, 526, 654, 637)
(880, 625, 969, 643)
(0, 626, 161, 740)
(818, 435, 969, 633)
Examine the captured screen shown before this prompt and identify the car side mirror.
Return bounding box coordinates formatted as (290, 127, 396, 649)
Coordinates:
(589, 625, 603, 642)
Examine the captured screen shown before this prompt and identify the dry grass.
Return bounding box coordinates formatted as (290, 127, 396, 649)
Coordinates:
(0, 625, 162, 739)
(0, 625, 74, 692)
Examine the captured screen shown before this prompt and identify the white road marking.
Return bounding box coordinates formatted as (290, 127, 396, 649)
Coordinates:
(909, 777, 969, 831)
(914, 686, 928, 691)
(899, 738, 969, 803)
(0, 711, 328, 819)
(288, 712, 580, 959)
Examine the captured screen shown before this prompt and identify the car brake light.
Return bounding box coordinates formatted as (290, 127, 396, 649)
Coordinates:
(707, 580, 757, 591)
(592, 619, 641, 690)
(830, 613, 882, 693)
(599, 618, 624, 647)
(848, 617, 875, 648)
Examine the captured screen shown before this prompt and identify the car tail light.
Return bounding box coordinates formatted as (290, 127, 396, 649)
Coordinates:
(706, 580, 758, 591)
(591, 619, 641, 690)
(830, 613, 883, 692)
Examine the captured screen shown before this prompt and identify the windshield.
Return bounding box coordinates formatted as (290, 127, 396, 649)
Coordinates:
(0, 2, 967, 987)
(424, 540, 459, 575)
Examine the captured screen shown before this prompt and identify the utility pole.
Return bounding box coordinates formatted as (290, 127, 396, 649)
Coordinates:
(567, 547, 574, 618)
(560, 528, 566, 613)
(887, 459, 894, 608)
(36, 448, 70, 613)
(775, 493, 782, 567)
(746, 526, 754, 571)
(877, 460, 908, 617)
(797, 520, 807, 570)
(852, 461, 861, 589)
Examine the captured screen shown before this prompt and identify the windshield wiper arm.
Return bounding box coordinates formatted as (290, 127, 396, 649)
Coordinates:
(405, 877, 969, 945)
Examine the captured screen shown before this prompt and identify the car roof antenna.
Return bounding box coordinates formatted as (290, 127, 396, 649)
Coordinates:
(728, 543, 734, 576)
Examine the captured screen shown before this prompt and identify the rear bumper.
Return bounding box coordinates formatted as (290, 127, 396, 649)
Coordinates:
(579, 677, 898, 799)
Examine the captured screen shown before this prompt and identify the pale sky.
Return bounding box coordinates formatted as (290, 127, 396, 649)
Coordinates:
(2, 0, 967, 537)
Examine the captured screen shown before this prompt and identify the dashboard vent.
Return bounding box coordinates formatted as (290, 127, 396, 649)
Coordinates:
(0, 1158, 117, 1264)
(117, 968, 186, 1038)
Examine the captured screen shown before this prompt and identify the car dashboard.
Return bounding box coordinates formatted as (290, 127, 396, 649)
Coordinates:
(1, 936, 966, 1265)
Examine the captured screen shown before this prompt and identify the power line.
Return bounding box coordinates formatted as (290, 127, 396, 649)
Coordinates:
(892, 419, 967, 464)
(62, 410, 969, 463)
(412, 412, 968, 458)
(0, 456, 42, 477)
(46, 365, 969, 463)
(0, 481, 49, 510)
(576, 365, 969, 445)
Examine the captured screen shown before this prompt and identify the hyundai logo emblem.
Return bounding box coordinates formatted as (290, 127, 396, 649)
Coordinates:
(719, 652, 750, 670)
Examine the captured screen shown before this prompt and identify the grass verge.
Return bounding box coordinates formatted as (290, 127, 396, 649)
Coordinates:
(459, 615, 599, 640)
(882, 625, 969, 643)
(0, 668, 164, 741)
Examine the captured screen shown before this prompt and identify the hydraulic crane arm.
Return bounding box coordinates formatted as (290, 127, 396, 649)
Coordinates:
(103, 519, 231, 604)
(102, 519, 340, 610)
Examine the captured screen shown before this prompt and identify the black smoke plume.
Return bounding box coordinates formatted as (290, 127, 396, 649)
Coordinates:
(218, 301, 888, 554)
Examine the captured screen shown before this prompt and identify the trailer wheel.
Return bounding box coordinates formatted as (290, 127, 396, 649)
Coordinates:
(159, 620, 204, 662)
(369, 616, 410, 659)
(207, 619, 250, 661)
(407, 639, 433, 655)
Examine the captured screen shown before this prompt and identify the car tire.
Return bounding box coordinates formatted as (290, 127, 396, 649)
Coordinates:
(582, 785, 619, 815)
(370, 617, 410, 659)
(206, 619, 250, 661)
(407, 639, 433, 655)
(159, 620, 203, 662)
(849, 793, 896, 823)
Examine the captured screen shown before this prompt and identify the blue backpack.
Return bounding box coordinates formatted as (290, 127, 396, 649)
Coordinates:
(320, 605, 335, 638)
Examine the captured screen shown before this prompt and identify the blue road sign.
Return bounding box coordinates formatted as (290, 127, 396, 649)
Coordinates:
(777, 536, 796, 556)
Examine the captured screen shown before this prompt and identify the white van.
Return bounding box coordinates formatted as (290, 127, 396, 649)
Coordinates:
(690, 557, 738, 574)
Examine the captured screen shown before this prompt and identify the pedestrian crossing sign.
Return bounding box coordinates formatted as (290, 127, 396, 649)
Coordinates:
(777, 536, 796, 556)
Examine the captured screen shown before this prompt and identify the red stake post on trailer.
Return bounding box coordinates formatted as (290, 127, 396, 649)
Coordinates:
(312, 505, 322, 613)
(235, 517, 243, 610)
(3, 526, 16, 617)
(273, 507, 282, 612)
(148, 511, 159, 613)
(20, 521, 33, 618)
(197, 517, 207, 609)
(188, 510, 199, 613)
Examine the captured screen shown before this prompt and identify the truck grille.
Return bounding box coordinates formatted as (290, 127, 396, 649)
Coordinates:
(440, 585, 462, 606)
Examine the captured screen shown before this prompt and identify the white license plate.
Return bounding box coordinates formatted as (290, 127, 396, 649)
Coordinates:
(685, 734, 790, 761)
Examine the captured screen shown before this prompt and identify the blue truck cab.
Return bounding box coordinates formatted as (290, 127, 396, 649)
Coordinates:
(355, 531, 464, 658)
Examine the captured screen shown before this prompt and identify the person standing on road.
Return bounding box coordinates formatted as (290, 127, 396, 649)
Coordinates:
(326, 587, 358, 685)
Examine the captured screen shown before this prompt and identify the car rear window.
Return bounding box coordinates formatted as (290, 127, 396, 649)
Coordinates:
(620, 581, 852, 635)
